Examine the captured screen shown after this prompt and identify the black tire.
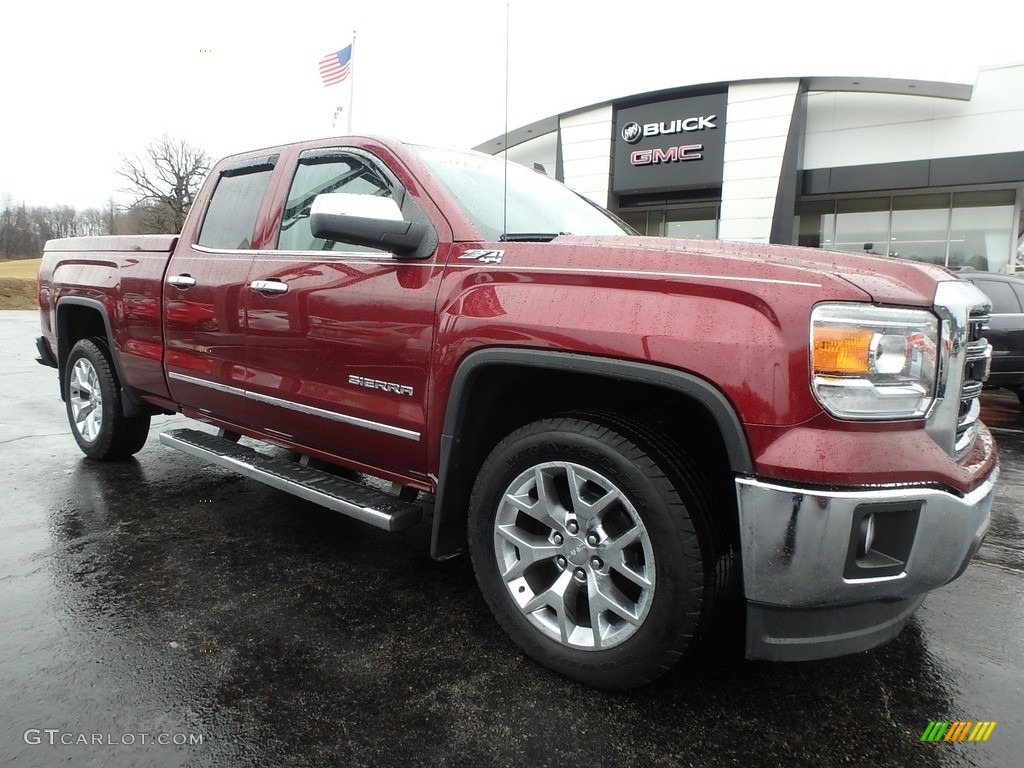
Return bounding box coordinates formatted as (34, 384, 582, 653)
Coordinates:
(1016, 390, 1024, 409)
(64, 337, 150, 460)
(468, 416, 724, 690)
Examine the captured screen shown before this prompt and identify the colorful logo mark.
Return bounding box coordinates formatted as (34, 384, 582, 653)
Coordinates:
(920, 721, 997, 743)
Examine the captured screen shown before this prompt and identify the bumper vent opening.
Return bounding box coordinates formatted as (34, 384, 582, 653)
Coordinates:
(844, 502, 922, 580)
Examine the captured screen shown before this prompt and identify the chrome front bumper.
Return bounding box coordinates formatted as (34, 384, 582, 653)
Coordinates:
(736, 466, 998, 660)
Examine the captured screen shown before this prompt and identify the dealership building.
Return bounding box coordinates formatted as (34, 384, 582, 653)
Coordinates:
(475, 62, 1024, 273)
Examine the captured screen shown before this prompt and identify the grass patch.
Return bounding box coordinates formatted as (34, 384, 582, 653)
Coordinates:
(0, 258, 42, 279)
(0, 259, 40, 310)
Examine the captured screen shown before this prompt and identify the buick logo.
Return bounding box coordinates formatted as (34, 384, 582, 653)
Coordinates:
(621, 122, 642, 144)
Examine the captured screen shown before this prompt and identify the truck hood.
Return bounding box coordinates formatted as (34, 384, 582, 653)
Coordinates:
(549, 235, 952, 307)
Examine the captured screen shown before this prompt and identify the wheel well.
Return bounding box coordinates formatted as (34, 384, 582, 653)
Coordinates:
(56, 304, 108, 388)
(54, 302, 153, 417)
(431, 362, 743, 559)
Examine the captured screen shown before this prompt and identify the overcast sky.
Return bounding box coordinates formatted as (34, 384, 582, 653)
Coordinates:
(1, 0, 1020, 209)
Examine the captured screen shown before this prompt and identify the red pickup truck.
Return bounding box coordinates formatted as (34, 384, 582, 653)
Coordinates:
(37, 136, 998, 689)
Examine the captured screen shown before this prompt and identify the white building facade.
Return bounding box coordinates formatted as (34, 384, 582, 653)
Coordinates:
(475, 63, 1024, 273)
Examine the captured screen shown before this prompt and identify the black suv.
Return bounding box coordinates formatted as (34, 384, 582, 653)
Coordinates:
(961, 271, 1024, 404)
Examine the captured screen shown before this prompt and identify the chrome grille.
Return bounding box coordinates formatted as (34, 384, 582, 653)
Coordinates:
(927, 281, 993, 459)
(954, 306, 992, 456)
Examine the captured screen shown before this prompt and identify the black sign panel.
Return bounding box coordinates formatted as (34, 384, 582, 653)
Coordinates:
(613, 92, 728, 195)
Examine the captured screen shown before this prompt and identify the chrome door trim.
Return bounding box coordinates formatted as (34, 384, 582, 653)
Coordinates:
(168, 371, 420, 441)
(169, 371, 247, 398)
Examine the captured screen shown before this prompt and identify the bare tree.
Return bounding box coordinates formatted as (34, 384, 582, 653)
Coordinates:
(0, 197, 34, 257)
(116, 135, 211, 233)
(0, 197, 121, 258)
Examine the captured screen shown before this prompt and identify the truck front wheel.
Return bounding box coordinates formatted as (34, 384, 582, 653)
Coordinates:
(468, 417, 720, 690)
(64, 338, 150, 460)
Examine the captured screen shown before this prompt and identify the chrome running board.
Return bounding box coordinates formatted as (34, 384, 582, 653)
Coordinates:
(159, 428, 424, 532)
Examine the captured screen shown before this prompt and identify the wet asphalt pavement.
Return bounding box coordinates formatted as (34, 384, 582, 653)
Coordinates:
(1, 309, 1022, 768)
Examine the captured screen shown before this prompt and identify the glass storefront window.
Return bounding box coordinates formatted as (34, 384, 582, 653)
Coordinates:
(949, 190, 1015, 272)
(890, 194, 950, 266)
(665, 207, 718, 239)
(617, 210, 648, 234)
(834, 198, 890, 256)
(613, 206, 717, 238)
(1018, 209, 1024, 270)
(799, 190, 1017, 272)
(797, 200, 835, 248)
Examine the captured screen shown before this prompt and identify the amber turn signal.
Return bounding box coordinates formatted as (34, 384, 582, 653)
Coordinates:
(813, 328, 874, 375)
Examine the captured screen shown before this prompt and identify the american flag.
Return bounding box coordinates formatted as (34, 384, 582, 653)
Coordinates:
(318, 44, 352, 87)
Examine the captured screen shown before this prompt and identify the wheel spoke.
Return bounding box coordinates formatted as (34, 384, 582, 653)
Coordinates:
(533, 466, 570, 528)
(523, 569, 575, 644)
(495, 524, 559, 580)
(566, 464, 621, 521)
(589, 576, 643, 626)
(612, 560, 653, 590)
(605, 525, 642, 554)
(71, 370, 89, 397)
(504, 488, 561, 532)
(604, 525, 653, 588)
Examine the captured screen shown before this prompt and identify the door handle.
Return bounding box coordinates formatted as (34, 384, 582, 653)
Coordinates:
(168, 274, 197, 289)
(250, 279, 289, 295)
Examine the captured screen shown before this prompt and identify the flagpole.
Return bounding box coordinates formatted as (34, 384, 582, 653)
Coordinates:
(347, 30, 356, 133)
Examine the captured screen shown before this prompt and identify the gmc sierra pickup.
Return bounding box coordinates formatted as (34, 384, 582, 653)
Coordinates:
(37, 136, 998, 689)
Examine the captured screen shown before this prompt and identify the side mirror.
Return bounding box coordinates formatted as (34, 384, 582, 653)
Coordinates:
(310, 193, 429, 257)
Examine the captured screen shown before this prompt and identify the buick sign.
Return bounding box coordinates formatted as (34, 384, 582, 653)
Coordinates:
(628, 116, 717, 143)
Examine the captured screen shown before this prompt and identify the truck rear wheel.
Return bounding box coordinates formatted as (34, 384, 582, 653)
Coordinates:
(65, 338, 150, 460)
(468, 416, 720, 689)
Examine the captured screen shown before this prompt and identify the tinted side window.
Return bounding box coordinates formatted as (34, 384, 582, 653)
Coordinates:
(278, 157, 391, 252)
(197, 168, 274, 249)
(973, 279, 1022, 314)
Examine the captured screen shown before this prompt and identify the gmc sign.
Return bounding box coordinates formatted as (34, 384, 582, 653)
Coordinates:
(631, 144, 703, 165)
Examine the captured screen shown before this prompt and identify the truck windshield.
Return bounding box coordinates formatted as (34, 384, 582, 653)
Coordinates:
(411, 145, 632, 241)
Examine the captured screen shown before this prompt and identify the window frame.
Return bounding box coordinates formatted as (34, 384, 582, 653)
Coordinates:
(195, 155, 278, 251)
(272, 147, 425, 257)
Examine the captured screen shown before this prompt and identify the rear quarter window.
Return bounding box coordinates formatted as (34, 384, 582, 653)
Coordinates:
(197, 167, 274, 249)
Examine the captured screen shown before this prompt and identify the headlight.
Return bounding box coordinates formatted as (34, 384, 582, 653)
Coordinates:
(810, 304, 939, 419)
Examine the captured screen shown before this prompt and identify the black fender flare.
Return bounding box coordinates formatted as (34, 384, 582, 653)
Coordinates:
(55, 296, 147, 417)
(430, 348, 752, 559)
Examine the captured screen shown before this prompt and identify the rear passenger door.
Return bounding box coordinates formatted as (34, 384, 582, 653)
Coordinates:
(243, 148, 445, 480)
(163, 156, 277, 428)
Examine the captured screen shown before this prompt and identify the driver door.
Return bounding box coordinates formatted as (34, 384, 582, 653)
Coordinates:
(243, 148, 446, 480)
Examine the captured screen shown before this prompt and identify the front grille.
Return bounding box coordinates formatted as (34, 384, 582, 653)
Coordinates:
(955, 306, 992, 456)
(928, 281, 993, 458)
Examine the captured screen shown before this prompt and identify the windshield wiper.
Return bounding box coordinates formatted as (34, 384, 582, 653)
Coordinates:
(499, 232, 568, 242)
